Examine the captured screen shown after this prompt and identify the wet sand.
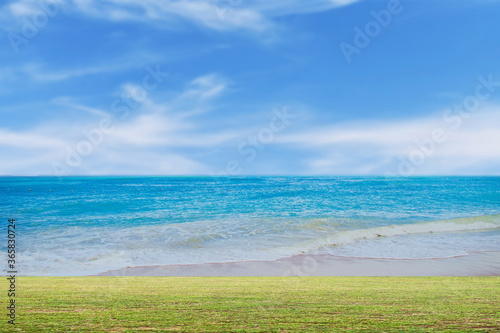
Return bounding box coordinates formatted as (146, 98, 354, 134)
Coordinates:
(96, 251, 500, 277)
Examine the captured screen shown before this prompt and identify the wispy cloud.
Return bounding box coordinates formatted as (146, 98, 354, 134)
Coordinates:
(19, 53, 159, 82)
(1, 0, 360, 32)
(277, 106, 500, 175)
(0, 129, 65, 149)
(178, 74, 228, 101)
(3, 98, 499, 176)
(21, 63, 126, 82)
(0, 72, 245, 175)
(250, 0, 360, 17)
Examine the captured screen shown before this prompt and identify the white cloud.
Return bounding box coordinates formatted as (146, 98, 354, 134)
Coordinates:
(277, 106, 500, 175)
(178, 74, 228, 100)
(75, 150, 210, 175)
(0, 0, 61, 29)
(2, 66, 499, 176)
(1, 0, 360, 32)
(250, 0, 359, 17)
(22, 63, 120, 82)
(0, 72, 245, 176)
(8, 1, 40, 16)
(0, 50, 161, 86)
(2, 101, 500, 176)
(75, 0, 360, 31)
(0, 129, 65, 149)
(21, 55, 156, 82)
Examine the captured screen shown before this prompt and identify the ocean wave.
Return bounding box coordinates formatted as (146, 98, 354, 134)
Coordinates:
(293, 214, 500, 253)
(8, 214, 500, 275)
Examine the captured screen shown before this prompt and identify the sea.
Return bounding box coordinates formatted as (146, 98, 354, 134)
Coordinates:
(1, 176, 499, 276)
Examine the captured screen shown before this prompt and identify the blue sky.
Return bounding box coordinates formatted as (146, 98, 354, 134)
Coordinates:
(1, 0, 499, 176)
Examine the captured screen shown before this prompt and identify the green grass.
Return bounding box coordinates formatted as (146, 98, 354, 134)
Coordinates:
(5, 277, 499, 332)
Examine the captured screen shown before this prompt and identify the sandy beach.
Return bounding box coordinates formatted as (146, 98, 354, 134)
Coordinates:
(96, 251, 500, 277)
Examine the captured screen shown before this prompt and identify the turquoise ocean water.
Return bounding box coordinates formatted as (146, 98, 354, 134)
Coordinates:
(2, 176, 499, 276)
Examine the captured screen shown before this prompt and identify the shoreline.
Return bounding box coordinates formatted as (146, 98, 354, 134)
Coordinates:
(96, 251, 500, 277)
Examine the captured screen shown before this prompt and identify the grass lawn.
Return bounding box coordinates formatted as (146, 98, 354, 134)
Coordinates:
(6, 276, 499, 332)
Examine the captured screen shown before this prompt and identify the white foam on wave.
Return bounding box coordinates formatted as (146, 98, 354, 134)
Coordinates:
(316, 230, 500, 259)
(7, 214, 500, 276)
(275, 214, 500, 258)
(12, 217, 306, 276)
